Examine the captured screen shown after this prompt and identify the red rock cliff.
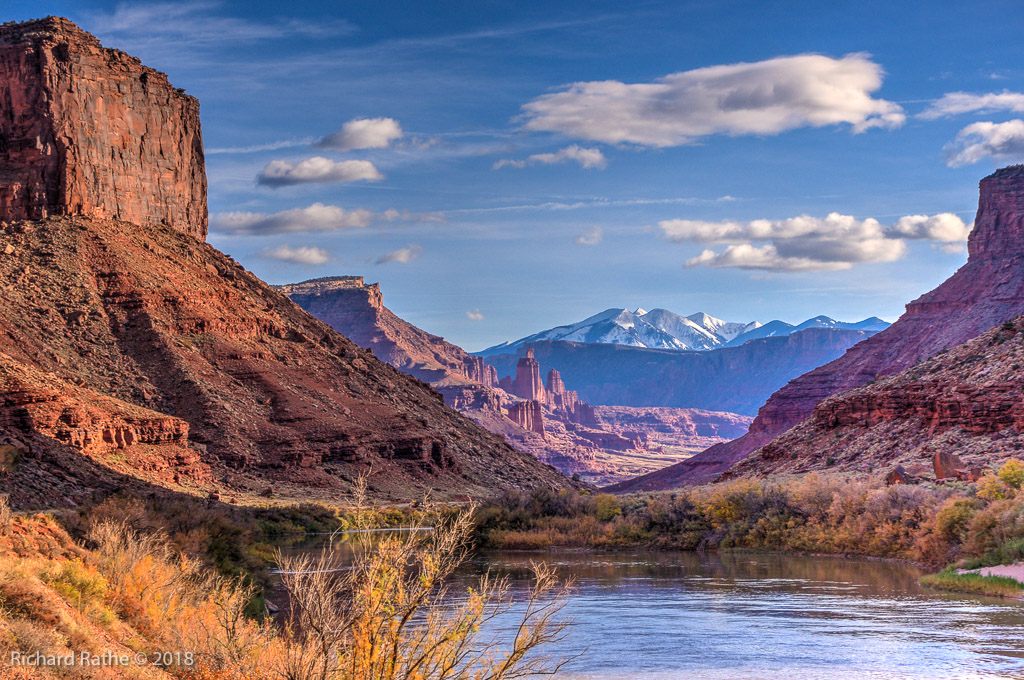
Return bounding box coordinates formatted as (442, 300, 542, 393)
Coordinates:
(611, 166, 1024, 490)
(0, 17, 207, 238)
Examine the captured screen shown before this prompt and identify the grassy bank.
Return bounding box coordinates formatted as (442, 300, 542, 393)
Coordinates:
(920, 568, 1024, 599)
(476, 463, 1024, 572)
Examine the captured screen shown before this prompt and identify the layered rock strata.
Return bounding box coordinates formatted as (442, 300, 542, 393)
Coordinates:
(0, 18, 207, 238)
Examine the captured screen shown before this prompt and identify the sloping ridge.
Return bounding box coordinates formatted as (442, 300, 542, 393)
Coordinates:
(277, 277, 491, 387)
(0, 216, 569, 505)
(610, 165, 1024, 491)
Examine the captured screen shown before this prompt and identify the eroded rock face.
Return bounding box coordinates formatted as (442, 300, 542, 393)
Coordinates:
(278, 277, 492, 388)
(0, 349, 211, 505)
(0, 18, 207, 238)
(613, 166, 1024, 490)
(507, 400, 544, 437)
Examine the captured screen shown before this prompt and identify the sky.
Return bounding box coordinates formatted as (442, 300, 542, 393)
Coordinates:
(8, 0, 1024, 350)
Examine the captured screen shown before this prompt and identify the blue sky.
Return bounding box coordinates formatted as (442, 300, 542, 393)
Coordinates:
(9, 1, 1024, 350)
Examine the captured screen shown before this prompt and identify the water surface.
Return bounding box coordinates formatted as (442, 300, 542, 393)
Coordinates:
(447, 550, 1024, 680)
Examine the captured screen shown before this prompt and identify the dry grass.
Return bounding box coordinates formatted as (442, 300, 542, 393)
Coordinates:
(0, 495, 572, 680)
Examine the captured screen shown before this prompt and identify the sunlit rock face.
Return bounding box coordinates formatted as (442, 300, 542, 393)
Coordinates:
(0, 17, 207, 239)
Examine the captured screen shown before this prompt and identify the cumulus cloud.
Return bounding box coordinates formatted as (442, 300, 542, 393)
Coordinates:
(260, 244, 331, 265)
(520, 54, 904, 147)
(257, 157, 383, 186)
(919, 91, 1024, 119)
(686, 245, 855, 272)
(494, 145, 607, 170)
(944, 120, 1024, 167)
(574, 226, 604, 245)
(662, 212, 970, 272)
(466, 309, 485, 321)
(888, 213, 973, 242)
(376, 244, 423, 265)
(212, 203, 374, 235)
(316, 117, 403, 151)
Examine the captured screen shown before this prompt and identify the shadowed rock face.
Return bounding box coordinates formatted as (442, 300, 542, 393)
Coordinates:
(0, 17, 207, 238)
(610, 165, 1024, 491)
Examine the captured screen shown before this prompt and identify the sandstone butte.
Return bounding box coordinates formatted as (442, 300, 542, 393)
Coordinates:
(610, 165, 1024, 492)
(0, 17, 574, 508)
(279, 276, 750, 486)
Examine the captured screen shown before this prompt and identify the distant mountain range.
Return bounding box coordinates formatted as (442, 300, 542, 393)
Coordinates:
(478, 308, 890, 355)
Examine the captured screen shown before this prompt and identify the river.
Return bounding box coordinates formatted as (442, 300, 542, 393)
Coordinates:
(275, 540, 1024, 679)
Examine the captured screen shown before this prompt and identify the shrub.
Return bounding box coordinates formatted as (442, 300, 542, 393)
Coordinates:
(594, 494, 622, 522)
(998, 459, 1024, 490)
(976, 474, 1010, 501)
(276, 509, 572, 680)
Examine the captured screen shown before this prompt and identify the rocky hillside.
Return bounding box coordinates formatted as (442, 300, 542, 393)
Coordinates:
(732, 316, 1024, 480)
(483, 328, 874, 416)
(611, 165, 1024, 491)
(0, 18, 573, 508)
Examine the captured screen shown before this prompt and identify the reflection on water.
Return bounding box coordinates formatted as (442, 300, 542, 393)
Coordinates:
(277, 540, 1024, 679)
(452, 550, 1024, 680)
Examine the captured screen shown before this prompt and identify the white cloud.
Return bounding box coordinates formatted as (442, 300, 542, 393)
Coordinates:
(574, 226, 603, 245)
(260, 244, 331, 265)
(664, 211, 970, 272)
(376, 244, 423, 264)
(316, 117, 404, 151)
(888, 213, 973, 242)
(944, 120, 1024, 167)
(212, 202, 374, 235)
(521, 53, 904, 147)
(466, 309, 485, 321)
(494, 145, 607, 170)
(257, 157, 383, 186)
(919, 91, 1024, 119)
(686, 245, 855, 272)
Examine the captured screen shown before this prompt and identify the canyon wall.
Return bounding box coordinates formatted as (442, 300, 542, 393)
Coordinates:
(0, 18, 207, 238)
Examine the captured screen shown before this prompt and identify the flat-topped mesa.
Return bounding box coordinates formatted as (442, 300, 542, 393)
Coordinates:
(0, 17, 207, 238)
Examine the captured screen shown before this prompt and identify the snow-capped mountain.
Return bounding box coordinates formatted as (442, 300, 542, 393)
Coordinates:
(724, 315, 890, 347)
(478, 309, 890, 355)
